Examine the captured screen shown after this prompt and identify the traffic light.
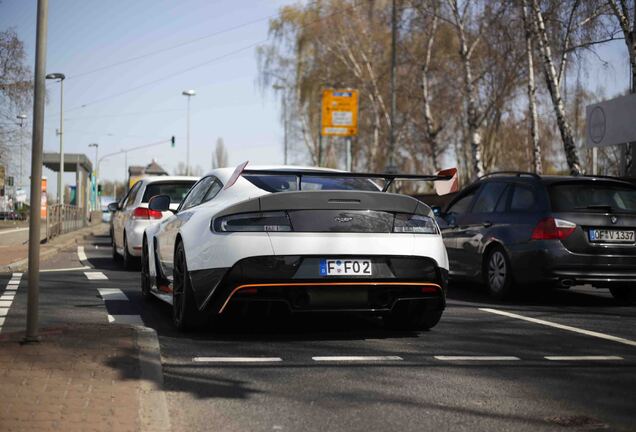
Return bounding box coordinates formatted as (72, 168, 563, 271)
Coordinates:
(171, 136, 175, 147)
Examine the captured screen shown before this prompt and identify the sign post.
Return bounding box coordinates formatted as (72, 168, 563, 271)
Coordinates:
(320, 89, 359, 170)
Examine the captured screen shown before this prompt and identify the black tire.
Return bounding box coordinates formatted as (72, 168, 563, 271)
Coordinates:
(484, 246, 514, 299)
(609, 287, 636, 305)
(112, 234, 122, 262)
(123, 233, 138, 270)
(172, 242, 207, 331)
(384, 301, 443, 331)
(140, 237, 152, 300)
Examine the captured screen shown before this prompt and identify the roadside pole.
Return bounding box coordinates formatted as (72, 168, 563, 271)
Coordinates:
(25, 0, 49, 342)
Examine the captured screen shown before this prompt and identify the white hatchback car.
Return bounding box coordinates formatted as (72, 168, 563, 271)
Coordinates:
(110, 176, 198, 269)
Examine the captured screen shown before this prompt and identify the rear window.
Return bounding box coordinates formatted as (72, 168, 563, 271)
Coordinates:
(142, 181, 196, 203)
(243, 174, 380, 193)
(549, 182, 636, 213)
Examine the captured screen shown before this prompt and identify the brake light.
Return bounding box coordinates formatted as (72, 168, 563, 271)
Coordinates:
(132, 207, 163, 220)
(531, 217, 576, 240)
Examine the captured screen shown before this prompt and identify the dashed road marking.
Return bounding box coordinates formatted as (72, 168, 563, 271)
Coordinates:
(312, 356, 403, 362)
(0, 227, 28, 235)
(434, 356, 521, 361)
(97, 288, 129, 301)
(193, 357, 284, 363)
(107, 314, 144, 325)
(0, 317, 4, 326)
(480, 307, 636, 348)
(544, 356, 624, 361)
(0, 300, 12, 307)
(84, 271, 108, 280)
(41, 266, 91, 273)
(0, 308, 8, 317)
(77, 245, 88, 263)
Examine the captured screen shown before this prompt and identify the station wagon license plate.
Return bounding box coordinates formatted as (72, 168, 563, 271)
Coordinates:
(588, 229, 635, 243)
(319, 259, 372, 276)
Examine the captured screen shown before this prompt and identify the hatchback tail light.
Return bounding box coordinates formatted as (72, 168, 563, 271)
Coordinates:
(132, 207, 163, 220)
(531, 217, 576, 240)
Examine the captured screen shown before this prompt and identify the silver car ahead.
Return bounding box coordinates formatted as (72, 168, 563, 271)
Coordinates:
(110, 176, 198, 269)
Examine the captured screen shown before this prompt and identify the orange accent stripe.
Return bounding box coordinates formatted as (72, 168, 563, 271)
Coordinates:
(218, 281, 441, 314)
(159, 285, 172, 294)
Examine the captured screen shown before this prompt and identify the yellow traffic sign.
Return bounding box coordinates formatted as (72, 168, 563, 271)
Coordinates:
(321, 89, 358, 137)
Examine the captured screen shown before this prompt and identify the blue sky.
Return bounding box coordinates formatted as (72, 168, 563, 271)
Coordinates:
(1, 0, 292, 192)
(0, 0, 631, 196)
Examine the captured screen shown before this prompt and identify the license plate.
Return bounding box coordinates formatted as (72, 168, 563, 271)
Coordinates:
(588, 229, 635, 243)
(319, 259, 372, 276)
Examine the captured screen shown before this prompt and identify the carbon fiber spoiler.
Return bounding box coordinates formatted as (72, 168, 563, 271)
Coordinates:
(224, 162, 458, 195)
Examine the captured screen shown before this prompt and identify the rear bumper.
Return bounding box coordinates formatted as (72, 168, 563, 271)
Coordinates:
(508, 241, 636, 288)
(188, 255, 448, 314)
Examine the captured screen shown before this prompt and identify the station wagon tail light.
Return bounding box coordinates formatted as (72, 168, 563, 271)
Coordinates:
(213, 211, 292, 232)
(531, 217, 576, 240)
(393, 214, 439, 234)
(132, 207, 163, 220)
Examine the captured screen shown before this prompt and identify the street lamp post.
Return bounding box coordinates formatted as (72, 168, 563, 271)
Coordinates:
(88, 143, 98, 211)
(182, 90, 196, 176)
(16, 114, 27, 188)
(45, 72, 65, 204)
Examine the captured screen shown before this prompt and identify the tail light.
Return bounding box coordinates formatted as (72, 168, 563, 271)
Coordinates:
(132, 207, 163, 220)
(531, 217, 576, 240)
(393, 214, 439, 234)
(213, 211, 292, 232)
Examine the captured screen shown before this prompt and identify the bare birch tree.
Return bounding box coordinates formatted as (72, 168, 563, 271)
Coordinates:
(212, 137, 229, 169)
(521, 0, 542, 173)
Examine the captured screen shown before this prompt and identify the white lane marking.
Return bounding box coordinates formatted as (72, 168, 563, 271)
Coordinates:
(0, 308, 8, 317)
(107, 314, 144, 325)
(0, 295, 15, 300)
(84, 271, 108, 280)
(0, 228, 29, 235)
(12, 273, 23, 277)
(0, 301, 12, 307)
(5, 286, 17, 291)
(0, 317, 4, 326)
(312, 356, 404, 362)
(7, 280, 19, 285)
(544, 356, 624, 361)
(434, 356, 521, 361)
(193, 357, 283, 363)
(40, 266, 91, 273)
(0, 273, 22, 332)
(77, 246, 88, 263)
(480, 308, 636, 348)
(98, 288, 129, 301)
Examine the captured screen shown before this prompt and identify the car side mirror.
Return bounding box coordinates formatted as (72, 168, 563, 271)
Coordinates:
(107, 202, 120, 212)
(148, 194, 171, 213)
(431, 205, 442, 217)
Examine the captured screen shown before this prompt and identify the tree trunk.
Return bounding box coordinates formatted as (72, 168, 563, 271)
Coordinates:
(449, 0, 485, 179)
(522, 0, 542, 174)
(421, 13, 441, 171)
(529, 0, 582, 175)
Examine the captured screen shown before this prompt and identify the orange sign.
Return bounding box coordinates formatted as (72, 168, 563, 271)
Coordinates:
(321, 89, 358, 137)
(41, 178, 47, 219)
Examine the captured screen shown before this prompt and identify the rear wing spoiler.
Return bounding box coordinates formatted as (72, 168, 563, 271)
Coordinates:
(224, 161, 459, 196)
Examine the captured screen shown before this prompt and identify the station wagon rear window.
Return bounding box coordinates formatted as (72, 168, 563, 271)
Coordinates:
(549, 182, 636, 213)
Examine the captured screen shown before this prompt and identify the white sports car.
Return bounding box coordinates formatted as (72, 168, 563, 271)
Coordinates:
(142, 164, 455, 331)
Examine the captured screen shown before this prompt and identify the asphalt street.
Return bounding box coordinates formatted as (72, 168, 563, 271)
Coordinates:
(1, 230, 635, 431)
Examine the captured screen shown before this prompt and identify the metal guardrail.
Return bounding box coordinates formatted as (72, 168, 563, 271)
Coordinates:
(45, 204, 85, 241)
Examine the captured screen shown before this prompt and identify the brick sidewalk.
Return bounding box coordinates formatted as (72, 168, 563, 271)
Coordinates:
(0, 324, 142, 431)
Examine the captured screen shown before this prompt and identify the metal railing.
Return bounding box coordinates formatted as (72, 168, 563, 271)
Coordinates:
(45, 204, 85, 241)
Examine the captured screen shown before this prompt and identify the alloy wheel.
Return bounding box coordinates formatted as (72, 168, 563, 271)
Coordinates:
(488, 251, 507, 292)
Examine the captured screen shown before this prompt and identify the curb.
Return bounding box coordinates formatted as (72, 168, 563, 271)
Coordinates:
(0, 224, 108, 273)
(135, 326, 172, 432)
